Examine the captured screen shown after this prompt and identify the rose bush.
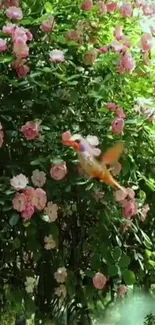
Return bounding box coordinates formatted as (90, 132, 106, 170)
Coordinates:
(0, 0, 155, 324)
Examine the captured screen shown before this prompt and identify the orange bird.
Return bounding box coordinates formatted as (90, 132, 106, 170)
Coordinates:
(62, 134, 125, 192)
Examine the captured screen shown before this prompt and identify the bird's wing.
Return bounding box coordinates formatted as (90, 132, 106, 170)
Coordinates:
(100, 142, 124, 166)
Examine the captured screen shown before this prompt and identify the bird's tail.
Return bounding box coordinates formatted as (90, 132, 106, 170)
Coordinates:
(100, 168, 126, 193)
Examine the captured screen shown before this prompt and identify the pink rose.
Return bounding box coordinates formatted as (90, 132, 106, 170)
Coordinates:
(118, 285, 128, 296)
(140, 33, 153, 52)
(111, 40, 127, 53)
(10, 173, 28, 190)
(21, 203, 35, 220)
(0, 130, 4, 147)
(123, 200, 138, 219)
(32, 188, 47, 211)
(49, 50, 65, 63)
(6, 6, 23, 20)
(50, 162, 67, 180)
(83, 48, 98, 65)
(120, 35, 131, 48)
(61, 130, 72, 142)
(111, 117, 124, 134)
(93, 272, 107, 289)
(106, 2, 117, 12)
(12, 192, 27, 212)
(20, 121, 40, 140)
(119, 53, 136, 74)
(4, 0, 19, 7)
(96, 1, 107, 15)
(40, 16, 55, 33)
(120, 3, 133, 17)
(107, 103, 117, 110)
(0, 39, 7, 52)
(140, 204, 150, 222)
(111, 162, 122, 176)
(23, 187, 36, 203)
(13, 38, 29, 59)
(114, 25, 123, 41)
(99, 46, 109, 53)
(142, 4, 155, 16)
(115, 107, 126, 119)
(2, 23, 16, 35)
(16, 63, 30, 78)
(66, 30, 81, 42)
(115, 189, 127, 202)
(81, 0, 93, 11)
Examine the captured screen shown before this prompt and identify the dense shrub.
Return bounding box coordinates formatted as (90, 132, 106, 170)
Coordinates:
(0, 0, 155, 324)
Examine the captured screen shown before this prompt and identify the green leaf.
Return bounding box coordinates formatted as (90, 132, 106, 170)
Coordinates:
(13, 238, 21, 249)
(44, 1, 53, 13)
(0, 55, 12, 63)
(108, 265, 119, 277)
(122, 270, 136, 285)
(112, 247, 122, 261)
(119, 254, 131, 268)
(9, 213, 20, 227)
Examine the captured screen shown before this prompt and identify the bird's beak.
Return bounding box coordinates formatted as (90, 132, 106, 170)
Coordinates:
(62, 139, 80, 151)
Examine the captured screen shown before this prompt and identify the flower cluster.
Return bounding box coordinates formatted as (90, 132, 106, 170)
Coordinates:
(107, 103, 126, 135)
(115, 187, 138, 219)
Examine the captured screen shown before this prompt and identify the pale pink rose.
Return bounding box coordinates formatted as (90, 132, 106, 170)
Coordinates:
(118, 285, 128, 296)
(111, 162, 122, 176)
(126, 187, 135, 199)
(114, 25, 123, 41)
(20, 121, 40, 140)
(55, 284, 67, 298)
(66, 30, 81, 42)
(93, 272, 107, 289)
(31, 169, 46, 187)
(111, 40, 127, 53)
(32, 188, 47, 211)
(115, 107, 126, 119)
(21, 203, 35, 220)
(13, 38, 29, 59)
(123, 200, 138, 219)
(0, 130, 4, 147)
(40, 16, 55, 33)
(106, 2, 117, 12)
(112, 117, 124, 134)
(83, 48, 98, 65)
(107, 103, 117, 111)
(2, 23, 16, 35)
(10, 173, 28, 190)
(140, 33, 153, 52)
(6, 6, 23, 20)
(115, 189, 127, 202)
(4, 0, 19, 7)
(142, 4, 155, 16)
(50, 162, 67, 180)
(99, 46, 109, 53)
(120, 35, 131, 48)
(81, 0, 93, 11)
(0, 39, 7, 51)
(23, 187, 36, 203)
(49, 50, 65, 63)
(13, 26, 28, 43)
(119, 53, 136, 74)
(135, 0, 145, 7)
(140, 204, 150, 222)
(54, 267, 67, 283)
(96, 1, 107, 15)
(120, 3, 133, 17)
(44, 234, 56, 250)
(86, 135, 99, 146)
(44, 201, 58, 222)
(16, 63, 30, 78)
(12, 192, 27, 212)
(61, 130, 72, 142)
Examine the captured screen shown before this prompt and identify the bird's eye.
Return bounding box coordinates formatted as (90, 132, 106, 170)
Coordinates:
(75, 139, 80, 143)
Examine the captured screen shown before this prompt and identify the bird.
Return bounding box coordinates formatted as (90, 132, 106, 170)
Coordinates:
(62, 133, 125, 192)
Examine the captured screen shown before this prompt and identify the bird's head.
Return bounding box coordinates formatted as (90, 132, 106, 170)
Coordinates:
(62, 134, 87, 152)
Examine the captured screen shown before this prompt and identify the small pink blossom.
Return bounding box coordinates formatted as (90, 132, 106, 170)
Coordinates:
(106, 2, 117, 12)
(23, 187, 36, 203)
(50, 162, 67, 180)
(31, 169, 46, 188)
(2, 23, 16, 36)
(5, 0, 19, 7)
(83, 48, 98, 65)
(40, 16, 55, 33)
(45, 201, 58, 222)
(16, 63, 30, 78)
(62, 130, 72, 142)
(93, 272, 107, 289)
(115, 189, 127, 202)
(96, 1, 107, 15)
(21, 121, 40, 140)
(120, 3, 133, 17)
(66, 30, 81, 42)
(118, 285, 128, 296)
(44, 234, 56, 250)
(126, 187, 135, 199)
(0, 39, 7, 52)
(111, 162, 122, 176)
(115, 107, 126, 119)
(6, 6, 23, 20)
(111, 40, 127, 53)
(99, 46, 109, 53)
(119, 53, 136, 74)
(54, 267, 67, 283)
(114, 25, 123, 41)
(49, 49, 65, 63)
(12, 192, 27, 212)
(107, 103, 117, 111)
(120, 35, 131, 48)
(140, 204, 150, 222)
(140, 33, 153, 52)
(0, 130, 4, 148)
(55, 284, 67, 298)
(81, 0, 93, 11)
(32, 188, 47, 211)
(21, 203, 34, 220)
(123, 200, 138, 219)
(10, 173, 28, 190)
(142, 4, 155, 16)
(111, 117, 124, 134)
(13, 38, 29, 59)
